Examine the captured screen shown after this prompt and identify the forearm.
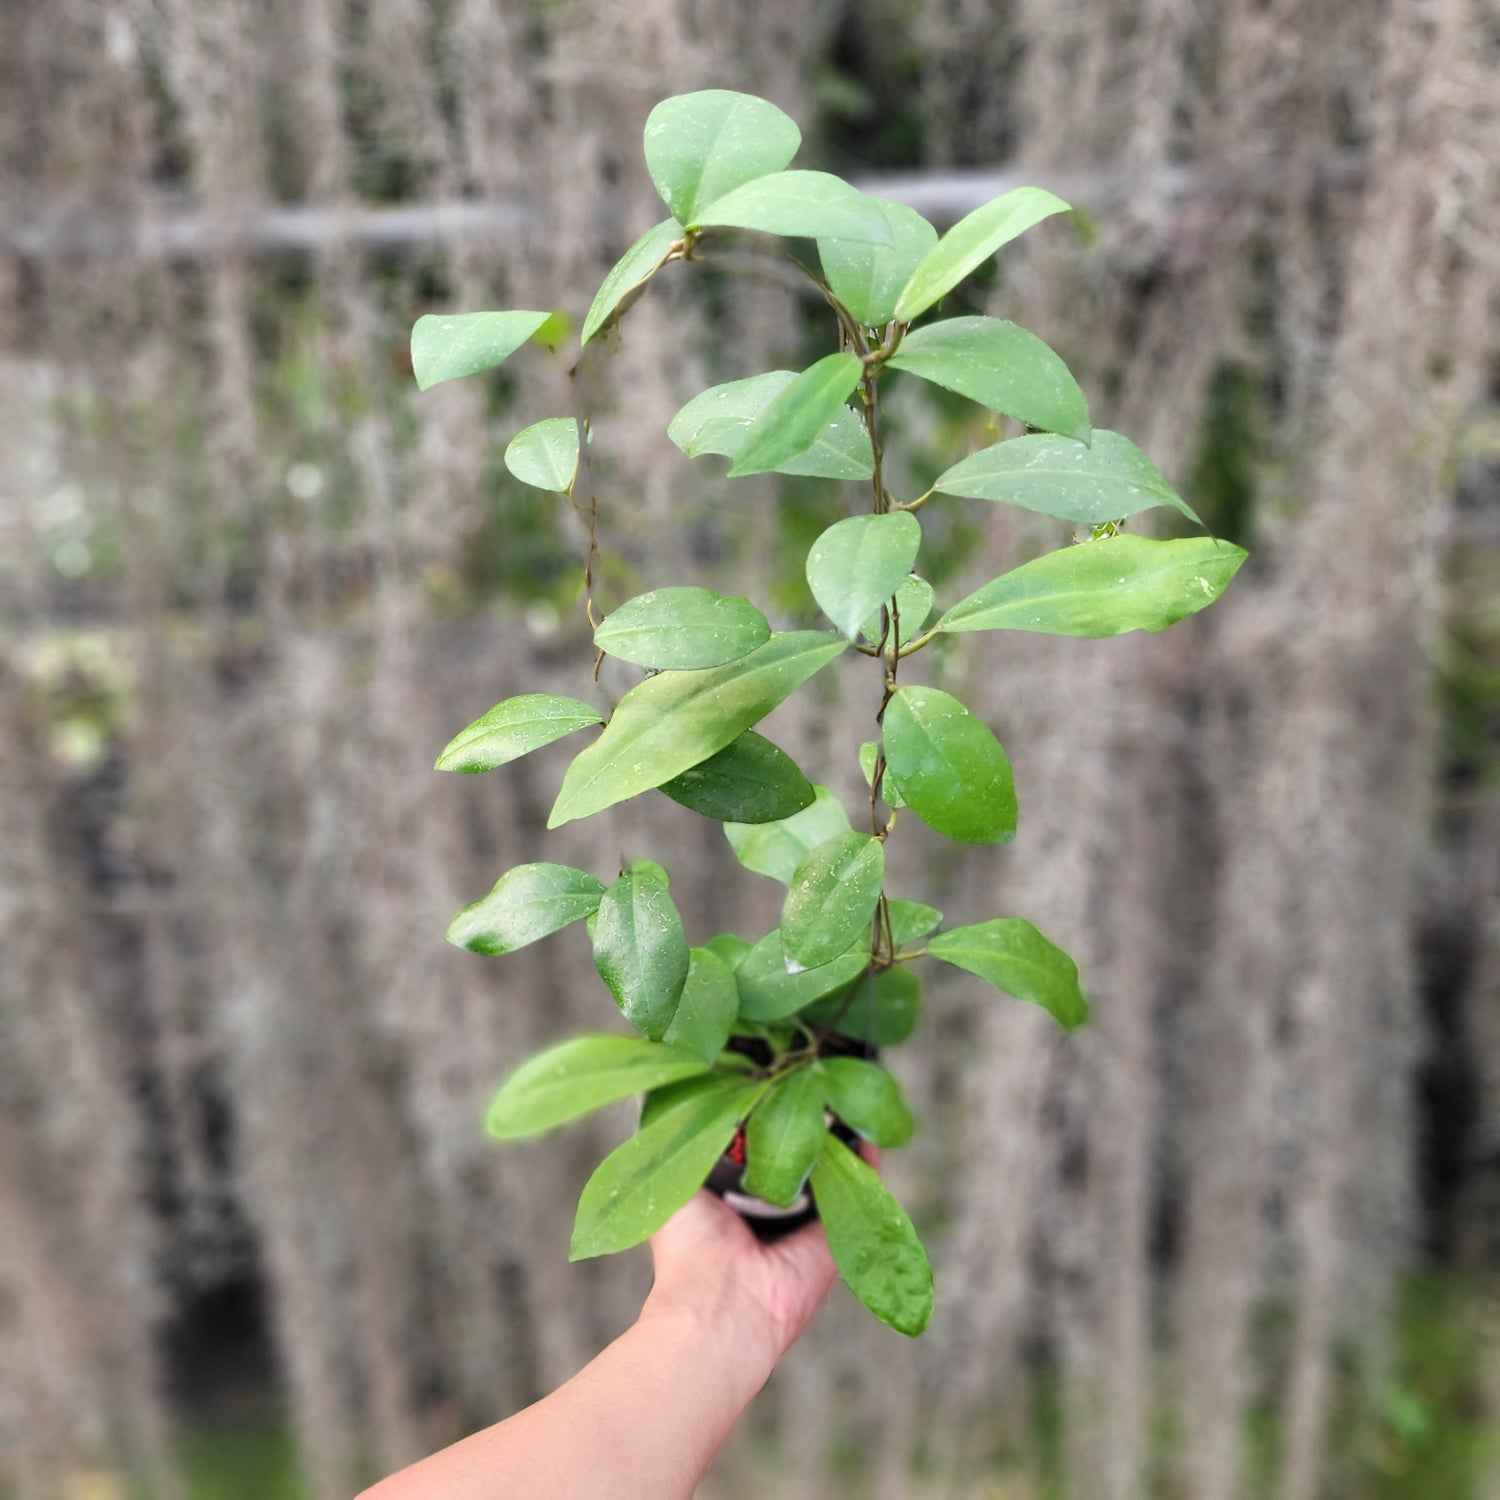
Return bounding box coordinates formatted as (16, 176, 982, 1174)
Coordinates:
(359, 1301, 774, 1500)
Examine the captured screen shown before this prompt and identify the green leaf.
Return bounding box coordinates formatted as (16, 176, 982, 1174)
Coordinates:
(728, 353, 864, 479)
(692, 171, 895, 245)
(411, 310, 551, 391)
(887, 900, 942, 948)
(883, 685, 1017, 845)
(859, 574, 934, 647)
(743, 1070, 828, 1208)
(705, 933, 752, 971)
(735, 930, 869, 1022)
(639, 1070, 747, 1130)
(858, 741, 905, 810)
(818, 1058, 914, 1148)
(782, 832, 886, 969)
(933, 429, 1203, 525)
(437, 694, 602, 774)
(485, 1035, 713, 1140)
(725, 785, 851, 883)
(446, 863, 605, 956)
(894, 185, 1070, 322)
(938, 534, 1248, 638)
(885, 317, 1090, 442)
(669, 372, 873, 481)
(570, 1077, 767, 1258)
(504, 418, 579, 493)
(590, 865, 690, 1040)
(662, 948, 741, 1064)
(805, 512, 922, 640)
(928, 918, 1090, 1029)
(550, 632, 847, 828)
(660, 730, 814, 824)
(819, 199, 939, 327)
(582, 217, 682, 345)
(804, 966, 920, 1045)
(810, 1137, 932, 1335)
(644, 90, 800, 228)
(594, 587, 770, 670)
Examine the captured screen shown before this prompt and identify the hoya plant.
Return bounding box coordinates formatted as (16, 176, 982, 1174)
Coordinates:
(412, 90, 1245, 1338)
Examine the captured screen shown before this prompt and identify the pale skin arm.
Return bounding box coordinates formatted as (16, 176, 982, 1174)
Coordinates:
(357, 1189, 842, 1500)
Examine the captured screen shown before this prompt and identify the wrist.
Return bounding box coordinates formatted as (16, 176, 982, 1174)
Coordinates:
(638, 1280, 780, 1394)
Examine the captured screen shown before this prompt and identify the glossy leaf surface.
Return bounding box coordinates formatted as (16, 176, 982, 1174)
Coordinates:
(811, 1137, 932, 1335)
(933, 428, 1202, 525)
(819, 1057, 914, 1147)
(893, 186, 1070, 321)
(446, 862, 605, 956)
(805, 512, 922, 640)
(570, 1077, 766, 1258)
(735, 931, 869, 1022)
(818, 199, 938, 327)
(594, 587, 770, 671)
(858, 741, 905, 810)
(638, 1070, 746, 1130)
(661, 948, 740, 1064)
(582, 217, 682, 345)
(437, 694, 601, 774)
(805, 966, 920, 1045)
(411, 310, 550, 391)
(591, 864, 690, 1041)
(660, 730, 814, 824)
(550, 632, 846, 828)
(728, 353, 864, 478)
(928, 917, 1090, 1029)
(883, 685, 1017, 845)
(859, 573, 934, 647)
(937, 535, 1248, 638)
(885, 317, 1090, 442)
(669, 371, 872, 481)
(486, 1035, 711, 1140)
(886, 899, 942, 948)
(691, 171, 895, 245)
(705, 933, 752, 971)
(743, 1069, 828, 1207)
(782, 833, 886, 969)
(504, 417, 579, 493)
(644, 90, 800, 228)
(725, 785, 851, 883)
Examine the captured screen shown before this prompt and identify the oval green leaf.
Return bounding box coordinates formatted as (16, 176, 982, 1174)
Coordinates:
(669, 371, 873, 481)
(644, 90, 801, 228)
(818, 1057, 914, 1148)
(728, 353, 865, 479)
(660, 730, 814, 824)
(858, 741, 905, 810)
(582, 216, 682, 345)
(819, 199, 938, 327)
(411, 309, 551, 391)
(705, 933, 752, 971)
(549, 632, 847, 828)
(661, 948, 741, 1064)
(927, 917, 1090, 1030)
(446, 862, 605, 956)
(887, 899, 942, 948)
(594, 587, 770, 671)
(805, 966, 920, 1045)
(692, 171, 895, 244)
(725, 785, 851, 883)
(860, 573, 934, 647)
(933, 428, 1202, 525)
(743, 1069, 829, 1208)
(885, 316, 1090, 442)
(811, 1136, 932, 1335)
(639, 1070, 748, 1130)
(505, 417, 579, 493)
(735, 930, 869, 1022)
(883, 685, 1017, 845)
(782, 832, 886, 970)
(570, 1076, 768, 1259)
(937, 534, 1248, 638)
(485, 1035, 713, 1140)
(591, 865, 690, 1041)
(806, 512, 922, 641)
(437, 693, 602, 774)
(893, 185, 1071, 322)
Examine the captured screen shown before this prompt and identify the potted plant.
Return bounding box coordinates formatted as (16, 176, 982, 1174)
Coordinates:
(412, 89, 1244, 1337)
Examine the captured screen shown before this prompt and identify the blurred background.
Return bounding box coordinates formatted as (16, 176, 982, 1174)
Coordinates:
(2, 2, 1498, 1497)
